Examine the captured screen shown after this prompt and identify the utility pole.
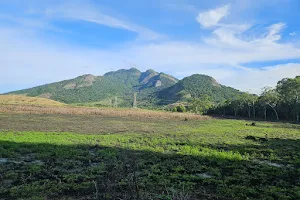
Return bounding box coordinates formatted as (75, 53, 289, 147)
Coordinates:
(133, 93, 137, 109)
(253, 99, 256, 120)
(114, 96, 118, 108)
(296, 91, 299, 122)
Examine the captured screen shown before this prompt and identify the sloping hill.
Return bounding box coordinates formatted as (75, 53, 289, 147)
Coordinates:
(5, 69, 242, 107)
(157, 74, 241, 104)
(8, 74, 129, 104)
(7, 68, 178, 106)
(0, 95, 65, 106)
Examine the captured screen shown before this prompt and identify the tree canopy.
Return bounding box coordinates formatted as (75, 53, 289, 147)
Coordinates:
(208, 76, 300, 122)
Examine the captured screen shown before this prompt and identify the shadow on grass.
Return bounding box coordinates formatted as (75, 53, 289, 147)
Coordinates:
(0, 139, 300, 200)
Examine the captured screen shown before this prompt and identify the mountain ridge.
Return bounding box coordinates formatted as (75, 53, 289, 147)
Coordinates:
(5, 68, 241, 107)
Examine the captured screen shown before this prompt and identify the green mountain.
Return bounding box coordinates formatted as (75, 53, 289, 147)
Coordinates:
(7, 68, 178, 106)
(6, 69, 242, 107)
(157, 74, 241, 105)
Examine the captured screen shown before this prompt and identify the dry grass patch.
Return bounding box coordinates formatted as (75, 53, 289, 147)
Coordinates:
(0, 104, 210, 120)
(0, 95, 65, 106)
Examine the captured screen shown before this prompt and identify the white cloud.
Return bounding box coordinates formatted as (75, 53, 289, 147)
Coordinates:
(2, 25, 299, 94)
(204, 22, 288, 49)
(200, 20, 300, 66)
(43, 1, 164, 41)
(219, 63, 300, 94)
(164, 63, 300, 94)
(264, 23, 285, 43)
(207, 24, 252, 49)
(0, 14, 66, 33)
(1, 2, 300, 94)
(0, 27, 122, 88)
(290, 32, 297, 36)
(196, 4, 230, 28)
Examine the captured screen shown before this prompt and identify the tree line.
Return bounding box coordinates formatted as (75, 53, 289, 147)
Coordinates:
(207, 76, 300, 122)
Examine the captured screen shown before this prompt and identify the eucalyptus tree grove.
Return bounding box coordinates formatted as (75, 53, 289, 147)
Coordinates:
(208, 76, 300, 122)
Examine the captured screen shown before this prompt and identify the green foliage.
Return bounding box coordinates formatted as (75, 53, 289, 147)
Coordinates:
(176, 105, 186, 112)
(209, 76, 300, 122)
(1, 116, 300, 199)
(7, 69, 243, 110)
(172, 106, 177, 112)
(188, 95, 213, 114)
(158, 74, 242, 105)
(277, 76, 300, 104)
(260, 87, 279, 105)
(276, 76, 300, 121)
(7, 69, 178, 106)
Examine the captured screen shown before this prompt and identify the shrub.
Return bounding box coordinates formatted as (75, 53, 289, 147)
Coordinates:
(172, 106, 178, 112)
(176, 105, 186, 113)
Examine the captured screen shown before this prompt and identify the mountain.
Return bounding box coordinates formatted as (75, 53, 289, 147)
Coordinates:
(157, 74, 241, 105)
(7, 68, 178, 107)
(5, 69, 242, 107)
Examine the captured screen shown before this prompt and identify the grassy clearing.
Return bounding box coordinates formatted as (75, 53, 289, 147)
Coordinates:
(0, 112, 300, 199)
(0, 95, 65, 106)
(0, 104, 209, 120)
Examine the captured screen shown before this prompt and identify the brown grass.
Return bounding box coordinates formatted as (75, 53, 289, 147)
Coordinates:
(0, 104, 210, 120)
(0, 95, 65, 106)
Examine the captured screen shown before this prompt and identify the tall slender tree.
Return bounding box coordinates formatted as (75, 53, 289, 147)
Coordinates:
(260, 87, 279, 120)
(277, 76, 300, 122)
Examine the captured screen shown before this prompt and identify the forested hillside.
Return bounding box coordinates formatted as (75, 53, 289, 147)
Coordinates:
(6, 69, 244, 107)
(158, 74, 242, 105)
(4, 68, 300, 120)
(6, 68, 178, 106)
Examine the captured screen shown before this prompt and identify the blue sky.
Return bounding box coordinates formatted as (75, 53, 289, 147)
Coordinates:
(0, 0, 300, 94)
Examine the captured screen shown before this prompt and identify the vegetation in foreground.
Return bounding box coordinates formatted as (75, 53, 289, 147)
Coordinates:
(0, 112, 300, 199)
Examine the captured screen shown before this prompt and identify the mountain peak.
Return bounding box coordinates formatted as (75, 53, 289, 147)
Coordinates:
(7, 68, 241, 106)
(184, 74, 221, 87)
(129, 67, 140, 72)
(145, 69, 157, 74)
(81, 74, 95, 77)
(104, 68, 141, 76)
(63, 74, 96, 90)
(158, 73, 240, 105)
(140, 69, 159, 84)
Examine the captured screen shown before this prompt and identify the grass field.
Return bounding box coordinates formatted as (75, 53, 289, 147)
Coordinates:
(0, 95, 65, 106)
(0, 104, 209, 121)
(0, 107, 300, 199)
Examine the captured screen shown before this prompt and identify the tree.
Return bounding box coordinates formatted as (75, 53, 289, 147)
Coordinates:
(188, 95, 213, 114)
(260, 87, 279, 120)
(231, 98, 242, 117)
(239, 93, 257, 119)
(277, 76, 300, 122)
(249, 95, 258, 120)
(222, 99, 231, 116)
(207, 76, 300, 122)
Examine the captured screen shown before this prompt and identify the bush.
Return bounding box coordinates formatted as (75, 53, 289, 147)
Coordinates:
(172, 107, 178, 112)
(176, 105, 186, 113)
